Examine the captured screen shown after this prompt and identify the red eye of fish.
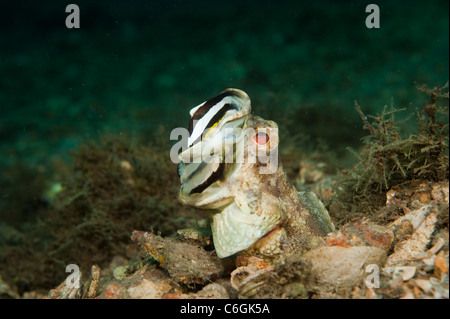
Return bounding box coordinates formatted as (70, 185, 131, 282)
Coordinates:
(254, 132, 269, 145)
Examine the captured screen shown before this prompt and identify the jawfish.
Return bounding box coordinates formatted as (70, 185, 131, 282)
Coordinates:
(177, 89, 334, 258)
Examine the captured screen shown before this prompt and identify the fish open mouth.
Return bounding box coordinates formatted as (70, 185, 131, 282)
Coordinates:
(178, 89, 251, 204)
(187, 88, 251, 148)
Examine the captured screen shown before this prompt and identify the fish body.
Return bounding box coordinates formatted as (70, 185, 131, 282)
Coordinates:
(177, 89, 334, 258)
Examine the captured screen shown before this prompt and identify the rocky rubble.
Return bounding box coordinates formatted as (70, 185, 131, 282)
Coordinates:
(43, 181, 448, 299)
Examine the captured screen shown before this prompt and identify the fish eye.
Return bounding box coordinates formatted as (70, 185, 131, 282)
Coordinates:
(253, 131, 269, 145)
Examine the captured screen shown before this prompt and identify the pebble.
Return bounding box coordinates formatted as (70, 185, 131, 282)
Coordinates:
(302, 246, 386, 287)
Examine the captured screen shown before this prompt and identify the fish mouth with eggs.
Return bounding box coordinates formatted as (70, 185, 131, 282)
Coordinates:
(178, 89, 251, 202)
(176, 89, 334, 258)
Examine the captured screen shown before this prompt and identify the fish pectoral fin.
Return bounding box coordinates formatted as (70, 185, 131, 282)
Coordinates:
(297, 191, 335, 234)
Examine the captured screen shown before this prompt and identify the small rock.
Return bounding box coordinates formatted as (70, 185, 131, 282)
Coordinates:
(416, 192, 431, 203)
(99, 264, 182, 299)
(413, 279, 433, 294)
(302, 246, 387, 287)
(230, 255, 312, 299)
(385, 188, 402, 206)
(113, 266, 128, 280)
(47, 278, 80, 299)
(392, 266, 416, 281)
(389, 204, 433, 230)
(163, 283, 229, 299)
(365, 287, 378, 299)
(193, 283, 229, 299)
(131, 230, 224, 285)
(430, 182, 449, 203)
(422, 238, 446, 266)
(386, 212, 438, 267)
(177, 227, 212, 246)
(400, 290, 415, 299)
(103, 283, 122, 299)
(127, 278, 173, 299)
(434, 253, 449, 276)
(326, 218, 394, 252)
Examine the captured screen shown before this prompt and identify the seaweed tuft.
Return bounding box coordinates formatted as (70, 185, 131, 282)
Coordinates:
(0, 129, 199, 295)
(331, 83, 449, 225)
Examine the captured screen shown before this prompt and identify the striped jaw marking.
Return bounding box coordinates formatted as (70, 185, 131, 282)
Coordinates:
(178, 89, 251, 203)
(187, 89, 251, 148)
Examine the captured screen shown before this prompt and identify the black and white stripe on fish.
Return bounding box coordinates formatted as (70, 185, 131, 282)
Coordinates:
(187, 90, 246, 147)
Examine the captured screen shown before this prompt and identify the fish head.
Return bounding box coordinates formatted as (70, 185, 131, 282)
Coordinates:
(177, 89, 251, 208)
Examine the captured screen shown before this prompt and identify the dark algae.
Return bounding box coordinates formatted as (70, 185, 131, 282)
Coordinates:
(331, 83, 449, 226)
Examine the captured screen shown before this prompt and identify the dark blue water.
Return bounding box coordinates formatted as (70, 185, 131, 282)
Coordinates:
(0, 0, 448, 169)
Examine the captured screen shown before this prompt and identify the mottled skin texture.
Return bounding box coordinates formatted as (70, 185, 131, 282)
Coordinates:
(234, 116, 334, 259)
